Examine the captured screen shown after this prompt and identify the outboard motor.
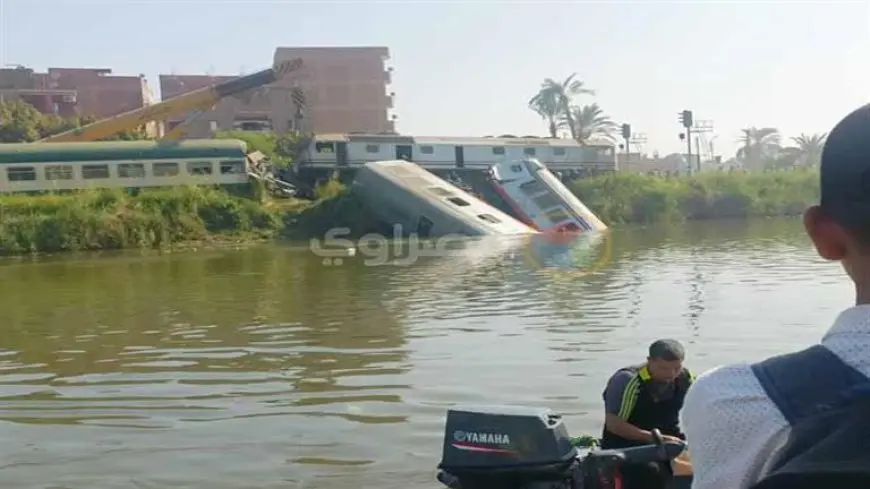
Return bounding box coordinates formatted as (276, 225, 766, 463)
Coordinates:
(437, 406, 580, 489)
(436, 406, 689, 489)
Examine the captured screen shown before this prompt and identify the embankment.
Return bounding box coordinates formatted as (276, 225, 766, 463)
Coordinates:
(0, 168, 820, 255)
(571, 169, 818, 224)
(0, 186, 293, 255)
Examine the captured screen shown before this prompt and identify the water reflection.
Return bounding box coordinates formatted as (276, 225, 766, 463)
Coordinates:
(0, 218, 853, 489)
(0, 249, 411, 430)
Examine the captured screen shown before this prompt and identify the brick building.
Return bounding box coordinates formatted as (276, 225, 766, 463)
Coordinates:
(0, 66, 155, 119)
(158, 46, 395, 137)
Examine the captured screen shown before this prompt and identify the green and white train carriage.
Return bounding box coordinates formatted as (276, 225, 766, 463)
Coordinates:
(0, 139, 253, 193)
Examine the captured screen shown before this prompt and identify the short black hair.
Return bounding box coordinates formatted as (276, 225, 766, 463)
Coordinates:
(819, 104, 870, 241)
(648, 339, 685, 362)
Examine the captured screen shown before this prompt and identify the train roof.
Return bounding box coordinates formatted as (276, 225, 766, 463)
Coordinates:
(0, 139, 249, 164)
(312, 133, 613, 148)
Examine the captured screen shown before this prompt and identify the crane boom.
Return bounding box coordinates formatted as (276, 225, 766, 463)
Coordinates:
(38, 58, 303, 143)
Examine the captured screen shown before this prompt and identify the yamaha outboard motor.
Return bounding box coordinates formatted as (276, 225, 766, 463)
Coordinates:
(436, 405, 689, 489)
(437, 406, 581, 489)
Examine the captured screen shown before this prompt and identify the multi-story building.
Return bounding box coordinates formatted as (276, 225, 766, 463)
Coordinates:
(0, 66, 155, 119)
(158, 46, 395, 137)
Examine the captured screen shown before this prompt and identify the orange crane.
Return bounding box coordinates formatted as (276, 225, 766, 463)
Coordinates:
(38, 58, 303, 143)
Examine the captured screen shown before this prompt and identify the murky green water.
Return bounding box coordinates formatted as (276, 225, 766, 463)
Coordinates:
(0, 218, 852, 489)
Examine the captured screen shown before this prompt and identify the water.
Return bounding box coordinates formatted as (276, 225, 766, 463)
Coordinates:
(0, 218, 853, 489)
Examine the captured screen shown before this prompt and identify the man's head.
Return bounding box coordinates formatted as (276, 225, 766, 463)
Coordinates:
(804, 104, 870, 292)
(646, 339, 685, 383)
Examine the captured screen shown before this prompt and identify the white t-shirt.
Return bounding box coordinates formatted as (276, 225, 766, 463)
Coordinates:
(681, 304, 870, 489)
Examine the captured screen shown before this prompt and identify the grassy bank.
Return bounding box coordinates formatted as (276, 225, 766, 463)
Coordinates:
(0, 186, 292, 255)
(571, 169, 819, 224)
(0, 168, 820, 255)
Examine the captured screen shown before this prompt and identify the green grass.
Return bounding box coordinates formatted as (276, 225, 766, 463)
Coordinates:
(0, 169, 821, 255)
(571, 168, 818, 224)
(0, 186, 287, 255)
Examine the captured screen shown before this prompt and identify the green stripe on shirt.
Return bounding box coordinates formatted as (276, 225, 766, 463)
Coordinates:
(618, 375, 641, 419)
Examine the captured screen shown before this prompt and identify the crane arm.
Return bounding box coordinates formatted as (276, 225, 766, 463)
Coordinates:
(38, 58, 303, 143)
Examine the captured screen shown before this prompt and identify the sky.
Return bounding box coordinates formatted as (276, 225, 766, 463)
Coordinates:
(1, 0, 869, 156)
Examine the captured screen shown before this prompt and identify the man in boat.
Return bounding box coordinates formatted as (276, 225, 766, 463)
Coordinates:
(600, 339, 694, 488)
(682, 103, 870, 489)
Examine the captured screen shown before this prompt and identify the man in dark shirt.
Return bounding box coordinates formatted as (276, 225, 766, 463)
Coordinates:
(600, 339, 694, 488)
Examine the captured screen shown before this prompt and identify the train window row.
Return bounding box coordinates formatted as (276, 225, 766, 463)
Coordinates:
(4, 160, 247, 182)
(321, 142, 569, 157)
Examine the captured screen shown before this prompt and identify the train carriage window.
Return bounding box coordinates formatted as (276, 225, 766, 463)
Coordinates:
(6, 167, 36, 182)
(478, 214, 502, 224)
(492, 147, 505, 155)
(420, 145, 434, 154)
(428, 187, 454, 197)
(119, 163, 146, 178)
(187, 162, 213, 175)
(153, 162, 180, 177)
(553, 147, 566, 156)
(524, 147, 536, 156)
(315, 142, 335, 153)
(533, 192, 562, 210)
(546, 208, 572, 223)
(220, 160, 246, 175)
(82, 164, 110, 179)
(365, 144, 380, 153)
(520, 180, 546, 195)
(44, 165, 74, 180)
(447, 197, 470, 207)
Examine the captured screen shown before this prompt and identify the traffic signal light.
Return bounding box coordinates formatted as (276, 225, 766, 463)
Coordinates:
(678, 110, 693, 128)
(621, 123, 631, 140)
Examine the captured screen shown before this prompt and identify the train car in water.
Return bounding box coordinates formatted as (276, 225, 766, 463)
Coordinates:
(487, 158, 608, 233)
(0, 139, 254, 193)
(295, 133, 617, 176)
(352, 160, 537, 238)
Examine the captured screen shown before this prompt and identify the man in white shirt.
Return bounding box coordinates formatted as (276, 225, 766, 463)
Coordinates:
(681, 103, 870, 489)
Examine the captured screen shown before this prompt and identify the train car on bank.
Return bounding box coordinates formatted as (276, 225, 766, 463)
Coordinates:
(0, 139, 255, 193)
(294, 133, 617, 176)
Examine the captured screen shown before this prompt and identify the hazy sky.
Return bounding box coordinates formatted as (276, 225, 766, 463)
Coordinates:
(2, 1, 868, 156)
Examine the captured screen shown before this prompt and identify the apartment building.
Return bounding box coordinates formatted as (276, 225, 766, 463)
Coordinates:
(158, 46, 395, 137)
(0, 66, 155, 119)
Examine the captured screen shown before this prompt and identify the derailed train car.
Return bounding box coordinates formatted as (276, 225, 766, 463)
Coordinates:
(352, 160, 537, 238)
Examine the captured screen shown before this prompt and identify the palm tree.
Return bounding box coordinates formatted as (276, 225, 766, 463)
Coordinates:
(787, 133, 827, 166)
(736, 127, 781, 170)
(528, 73, 594, 139)
(567, 104, 619, 144)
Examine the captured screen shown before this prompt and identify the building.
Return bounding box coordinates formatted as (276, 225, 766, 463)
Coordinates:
(158, 46, 395, 137)
(0, 66, 155, 120)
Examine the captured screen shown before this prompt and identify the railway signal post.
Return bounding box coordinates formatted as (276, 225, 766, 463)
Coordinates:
(621, 123, 632, 167)
(677, 110, 694, 175)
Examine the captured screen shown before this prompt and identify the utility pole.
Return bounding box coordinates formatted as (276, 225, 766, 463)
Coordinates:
(630, 133, 648, 148)
(678, 110, 693, 175)
(692, 120, 715, 172)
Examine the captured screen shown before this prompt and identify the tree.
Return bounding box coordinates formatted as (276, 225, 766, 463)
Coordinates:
(787, 133, 826, 167)
(528, 73, 594, 139)
(567, 103, 619, 144)
(0, 99, 151, 142)
(736, 127, 782, 170)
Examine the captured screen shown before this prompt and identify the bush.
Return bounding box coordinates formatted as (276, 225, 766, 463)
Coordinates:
(571, 169, 818, 224)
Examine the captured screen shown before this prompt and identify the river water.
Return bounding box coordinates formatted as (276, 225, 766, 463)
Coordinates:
(0, 217, 853, 489)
